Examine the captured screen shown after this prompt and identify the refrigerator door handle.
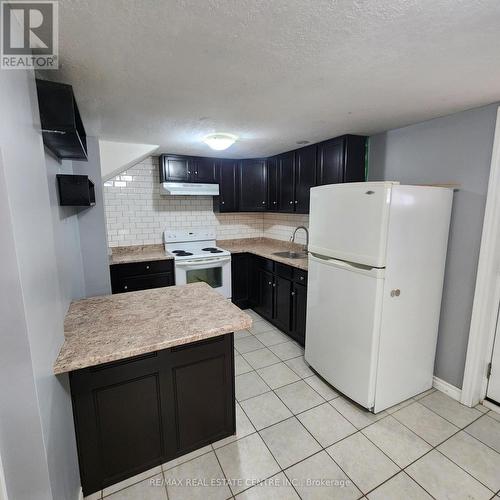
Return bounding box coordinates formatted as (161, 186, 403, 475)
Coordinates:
(309, 253, 385, 278)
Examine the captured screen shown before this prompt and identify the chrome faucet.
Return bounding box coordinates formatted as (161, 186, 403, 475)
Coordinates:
(290, 226, 309, 251)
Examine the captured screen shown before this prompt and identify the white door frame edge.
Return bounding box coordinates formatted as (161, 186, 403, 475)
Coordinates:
(462, 105, 500, 407)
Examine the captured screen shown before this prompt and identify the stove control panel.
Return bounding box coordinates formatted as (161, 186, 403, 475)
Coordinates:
(164, 228, 217, 243)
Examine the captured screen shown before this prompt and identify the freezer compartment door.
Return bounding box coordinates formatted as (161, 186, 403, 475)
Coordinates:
(304, 254, 385, 409)
(308, 182, 396, 268)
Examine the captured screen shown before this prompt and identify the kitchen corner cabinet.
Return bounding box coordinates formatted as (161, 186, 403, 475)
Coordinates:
(159, 155, 216, 184)
(233, 255, 307, 346)
(266, 157, 279, 211)
(238, 159, 267, 211)
(110, 260, 175, 294)
(214, 159, 238, 212)
(317, 135, 366, 185)
(70, 334, 235, 497)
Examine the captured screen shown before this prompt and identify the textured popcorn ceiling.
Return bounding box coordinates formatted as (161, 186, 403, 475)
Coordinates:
(53, 0, 500, 158)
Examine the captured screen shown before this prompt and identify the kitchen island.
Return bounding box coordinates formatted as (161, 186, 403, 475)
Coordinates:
(54, 283, 251, 496)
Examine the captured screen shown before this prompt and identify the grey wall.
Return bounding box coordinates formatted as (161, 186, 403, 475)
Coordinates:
(0, 18, 84, 499)
(73, 137, 112, 297)
(369, 103, 498, 388)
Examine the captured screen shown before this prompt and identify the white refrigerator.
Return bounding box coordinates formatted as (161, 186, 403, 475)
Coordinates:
(305, 182, 453, 413)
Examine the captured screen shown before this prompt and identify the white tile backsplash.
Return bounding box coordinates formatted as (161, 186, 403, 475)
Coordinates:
(103, 156, 308, 247)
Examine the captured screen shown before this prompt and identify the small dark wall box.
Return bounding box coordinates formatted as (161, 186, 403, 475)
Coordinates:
(56, 174, 95, 207)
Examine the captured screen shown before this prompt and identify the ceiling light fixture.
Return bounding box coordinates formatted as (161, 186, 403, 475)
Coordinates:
(202, 133, 238, 151)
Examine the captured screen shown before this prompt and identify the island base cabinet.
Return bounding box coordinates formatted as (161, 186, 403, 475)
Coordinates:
(70, 334, 235, 497)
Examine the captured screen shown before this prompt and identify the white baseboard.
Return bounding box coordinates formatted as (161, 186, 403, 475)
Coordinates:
(433, 376, 462, 401)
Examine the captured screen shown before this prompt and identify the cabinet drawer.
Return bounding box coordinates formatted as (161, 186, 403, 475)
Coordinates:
(113, 272, 174, 294)
(255, 257, 274, 273)
(294, 268, 308, 284)
(111, 259, 174, 279)
(275, 262, 293, 280)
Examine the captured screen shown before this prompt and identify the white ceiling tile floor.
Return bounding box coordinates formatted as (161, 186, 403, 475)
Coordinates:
(88, 317, 500, 499)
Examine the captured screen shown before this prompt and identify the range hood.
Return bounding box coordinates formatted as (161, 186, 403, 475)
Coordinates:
(160, 182, 219, 196)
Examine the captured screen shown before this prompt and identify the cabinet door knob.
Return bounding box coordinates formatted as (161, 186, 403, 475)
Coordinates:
(268, 281, 272, 285)
(262, 201, 266, 204)
(146, 265, 150, 270)
(221, 201, 225, 205)
(300, 276, 304, 280)
(123, 285, 128, 290)
(187, 171, 191, 174)
(272, 283, 276, 287)
(291, 291, 296, 296)
(295, 200, 298, 204)
(289, 201, 293, 205)
(273, 201, 277, 205)
(390, 289, 401, 297)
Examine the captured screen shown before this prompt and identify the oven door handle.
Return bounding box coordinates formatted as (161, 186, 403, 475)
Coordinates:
(175, 256, 231, 267)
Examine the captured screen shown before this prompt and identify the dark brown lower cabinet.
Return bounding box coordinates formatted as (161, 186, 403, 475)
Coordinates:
(238, 255, 308, 346)
(70, 334, 235, 497)
(110, 259, 175, 294)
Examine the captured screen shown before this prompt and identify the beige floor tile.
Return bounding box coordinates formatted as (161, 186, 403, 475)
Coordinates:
(326, 432, 399, 494)
(406, 450, 492, 500)
(304, 375, 339, 401)
(486, 408, 500, 421)
(84, 492, 102, 500)
(475, 403, 489, 413)
(215, 433, 280, 495)
(235, 330, 252, 339)
(240, 391, 292, 430)
(254, 330, 289, 347)
(105, 474, 167, 499)
(419, 390, 482, 428)
(162, 445, 212, 471)
(235, 354, 253, 376)
(412, 388, 436, 400)
(285, 356, 314, 378)
(249, 321, 276, 335)
(392, 401, 459, 446)
(235, 472, 299, 499)
(285, 450, 362, 500)
(269, 341, 304, 361)
(367, 472, 432, 500)
(103, 466, 162, 496)
(260, 417, 321, 469)
(257, 363, 300, 390)
(235, 336, 266, 354)
(164, 451, 231, 500)
(362, 416, 431, 468)
(212, 403, 256, 449)
(297, 402, 357, 447)
(235, 371, 270, 401)
(465, 414, 500, 453)
(385, 397, 414, 414)
(243, 348, 281, 369)
(438, 430, 500, 492)
(275, 380, 325, 414)
(330, 396, 386, 429)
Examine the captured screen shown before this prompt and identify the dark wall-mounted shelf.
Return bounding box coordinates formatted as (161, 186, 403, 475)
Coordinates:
(36, 79, 88, 161)
(57, 174, 95, 207)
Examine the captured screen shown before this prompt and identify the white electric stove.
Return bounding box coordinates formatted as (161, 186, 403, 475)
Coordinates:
(164, 228, 232, 298)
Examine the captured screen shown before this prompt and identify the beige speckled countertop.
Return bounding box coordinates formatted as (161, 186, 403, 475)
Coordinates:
(109, 244, 174, 265)
(218, 238, 308, 271)
(53, 283, 252, 374)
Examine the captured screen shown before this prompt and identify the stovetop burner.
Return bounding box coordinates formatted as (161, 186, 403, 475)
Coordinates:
(202, 247, 223, 253)
(172, 250, 193, 256)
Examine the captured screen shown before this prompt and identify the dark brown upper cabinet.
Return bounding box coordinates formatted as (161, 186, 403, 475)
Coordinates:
(213, 159, 238, 212)
(266, 157, 279, 211)
(189, 157, 217, 183)
(317, 135, 366, 186)
(36, 79, 88, 160)
(294, 144, 317, 213)
(159, 155, 216, 183)
(277, 152, 295, 213)
(159, 155, 190, 182)
(238, 159, 267, 211)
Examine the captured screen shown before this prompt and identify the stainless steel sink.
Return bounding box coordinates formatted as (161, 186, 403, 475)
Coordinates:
(272, 251, 308, 259)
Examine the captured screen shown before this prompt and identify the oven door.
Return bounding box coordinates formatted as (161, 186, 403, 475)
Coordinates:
(174, 256, 232, 298)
